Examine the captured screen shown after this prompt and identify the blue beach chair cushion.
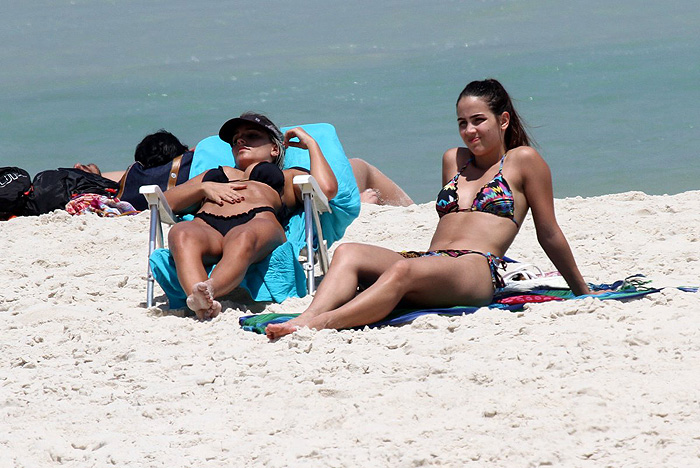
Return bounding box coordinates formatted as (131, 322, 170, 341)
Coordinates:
(150, 123, 360, 307)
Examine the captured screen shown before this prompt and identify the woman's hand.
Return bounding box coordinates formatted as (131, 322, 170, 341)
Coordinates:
(283, 127, 316, 150)
(202, 182, 247, 206)
(74, 162, 101, 174)
(283, 126, 338, 202)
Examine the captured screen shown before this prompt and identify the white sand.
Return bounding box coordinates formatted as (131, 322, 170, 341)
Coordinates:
(1, 191, 699, 467)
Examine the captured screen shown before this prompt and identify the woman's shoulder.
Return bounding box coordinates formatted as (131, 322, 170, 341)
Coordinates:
(506, 146, 547, 169)
(506, 146, 552, 187)
(507, 145, 541, 159)
(442, 146, 472, 166)
(442, 146, 468, 158)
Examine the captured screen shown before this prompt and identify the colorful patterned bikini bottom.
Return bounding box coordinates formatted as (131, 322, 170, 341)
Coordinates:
(398, 249, 506, 289)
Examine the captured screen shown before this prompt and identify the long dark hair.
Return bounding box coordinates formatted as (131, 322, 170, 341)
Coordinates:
(457, 79, 531, 149)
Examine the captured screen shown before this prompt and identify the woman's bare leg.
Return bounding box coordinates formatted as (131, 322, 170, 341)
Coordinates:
(168, 219, 227, 319)
(296, 243, 404, 313)
(265, 243, 403, 338)
(207, 217, 285, 298)
(187, 217, 284, 319)
(350, 158, 414, 206)
(169, 219, 224, 293)
(169, 216, 285, 319)
(266, 254, 494, 339)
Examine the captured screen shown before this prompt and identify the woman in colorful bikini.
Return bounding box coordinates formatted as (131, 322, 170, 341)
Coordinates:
(164, 112, 337, 320)
(266, 78, 592, 339)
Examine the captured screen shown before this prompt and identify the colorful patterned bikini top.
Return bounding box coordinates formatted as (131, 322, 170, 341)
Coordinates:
(435, 153, 518, 226)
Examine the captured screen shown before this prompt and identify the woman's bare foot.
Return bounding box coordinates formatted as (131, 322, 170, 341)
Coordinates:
(265, 308, 334, 339)
(360, 188, 382, 204)
(187, 281, 213, 310)
(186, 281, 221, 320)
(203, 300, 222, 320)
(265, 321, 302, 340)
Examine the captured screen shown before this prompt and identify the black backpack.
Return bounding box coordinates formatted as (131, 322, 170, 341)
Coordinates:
(22, 168, 120, 216)
(0, 167, 32, 220)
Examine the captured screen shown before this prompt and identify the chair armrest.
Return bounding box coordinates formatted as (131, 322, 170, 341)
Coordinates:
(139, 185, 178, 225)
(293, 174, 331, 214)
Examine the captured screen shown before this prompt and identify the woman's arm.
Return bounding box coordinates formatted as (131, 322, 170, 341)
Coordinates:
(164, 169, 246, 213)
(518, 147, 591, 296)
(73, 163, 124, 183)
(102, 170, 126, 182)
(284, 127, 338, 201)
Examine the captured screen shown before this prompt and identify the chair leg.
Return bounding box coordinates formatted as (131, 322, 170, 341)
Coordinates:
(311, 208, 329, 274)
(146, 273, 154, 308)
(302, 194, 316, 294)
(146, 204, 160, 308)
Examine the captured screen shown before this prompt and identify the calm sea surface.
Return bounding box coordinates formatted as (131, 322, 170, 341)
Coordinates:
(2, 0, 698, 203)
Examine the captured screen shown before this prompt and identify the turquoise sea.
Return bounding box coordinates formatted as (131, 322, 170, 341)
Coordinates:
(2, 0, 698, 203)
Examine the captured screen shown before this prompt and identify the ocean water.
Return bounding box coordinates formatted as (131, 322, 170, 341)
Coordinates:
(1, 0, 698, 203)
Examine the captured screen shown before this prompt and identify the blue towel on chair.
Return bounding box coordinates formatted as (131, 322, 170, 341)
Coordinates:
(150, 123, 360, 307)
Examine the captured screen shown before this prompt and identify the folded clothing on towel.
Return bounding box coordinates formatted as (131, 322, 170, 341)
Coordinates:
(66, 194, 138, 217)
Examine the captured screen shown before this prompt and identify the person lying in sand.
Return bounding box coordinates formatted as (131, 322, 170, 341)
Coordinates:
(74, 130, 194, 211)
(266, 78, 594, 339)
(75, 129, 191, 183)
(163, 112, 338, 319)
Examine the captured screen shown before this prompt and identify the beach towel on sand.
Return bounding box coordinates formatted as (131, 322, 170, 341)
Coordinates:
(239, 275, 687, 334)
(150, 123, 360, 306)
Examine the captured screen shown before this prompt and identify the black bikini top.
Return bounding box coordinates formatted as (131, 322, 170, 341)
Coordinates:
(249, 162, 285, 195)
(203, 163, 285, 196)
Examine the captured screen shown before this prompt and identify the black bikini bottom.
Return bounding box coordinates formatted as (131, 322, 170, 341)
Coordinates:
(194, 206, 276, 237)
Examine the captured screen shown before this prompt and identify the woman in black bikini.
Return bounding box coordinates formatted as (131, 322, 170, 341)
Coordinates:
(266, 79, 592, 339)
(164, 113, 337, 319)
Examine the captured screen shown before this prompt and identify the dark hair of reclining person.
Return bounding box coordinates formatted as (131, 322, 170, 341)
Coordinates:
(134, 130, 189, 169)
